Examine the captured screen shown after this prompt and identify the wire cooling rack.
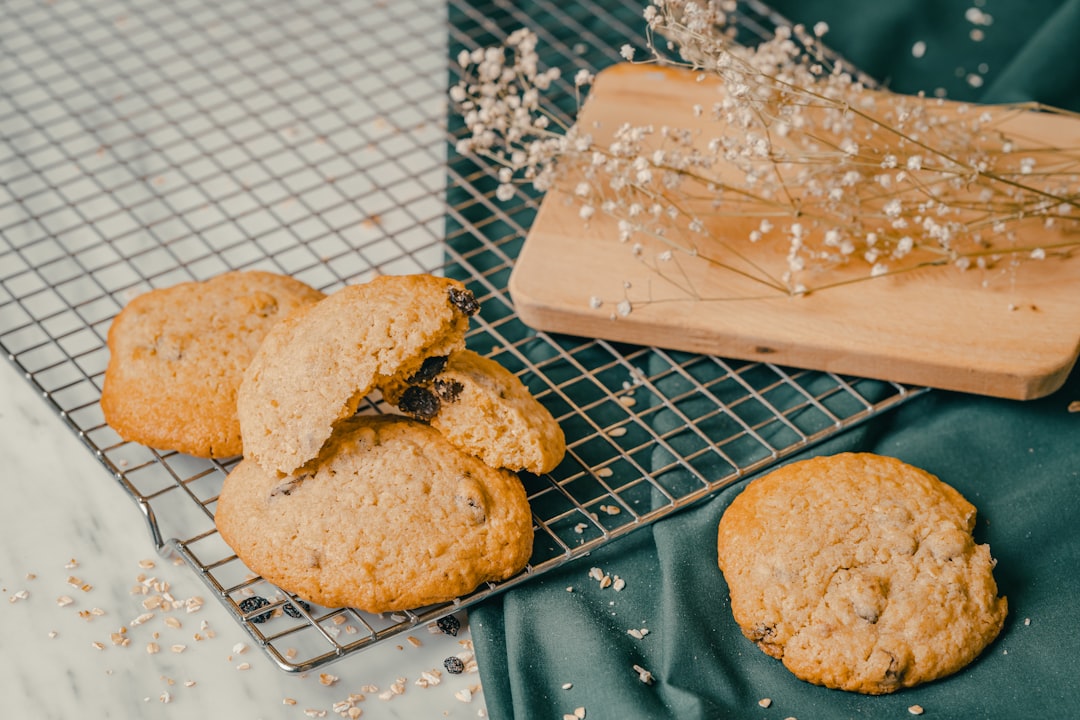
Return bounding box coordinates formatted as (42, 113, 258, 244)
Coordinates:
(0, 0, 922, 671)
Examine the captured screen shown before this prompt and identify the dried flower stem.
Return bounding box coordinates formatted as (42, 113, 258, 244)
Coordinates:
(452, 0, 1080, 304)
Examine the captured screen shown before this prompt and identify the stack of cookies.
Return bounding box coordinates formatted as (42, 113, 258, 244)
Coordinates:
(102, 272, 564, 613)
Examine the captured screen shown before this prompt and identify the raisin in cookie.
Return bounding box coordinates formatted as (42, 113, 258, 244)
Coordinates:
(716, 453, 1007, 694)
(237, 274, 479, 476)
(215, 414, 533, 611)
(101, 271, 324, 458)
(381, 349, 566, 474)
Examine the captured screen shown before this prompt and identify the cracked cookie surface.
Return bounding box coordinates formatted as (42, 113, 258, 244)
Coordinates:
(101, 270, 324, 458)
(215, 414, 533, 612)
(237, 274, 476, 476)
(716, 452, 1007, 694)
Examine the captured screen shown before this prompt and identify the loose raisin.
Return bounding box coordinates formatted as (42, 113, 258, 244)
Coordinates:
(436, 614, 461, 636)
(238, 595, 273, 623)
(283, 599, 311, 618)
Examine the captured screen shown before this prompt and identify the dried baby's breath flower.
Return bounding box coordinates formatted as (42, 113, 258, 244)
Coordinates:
(451, 0, 1080, 299)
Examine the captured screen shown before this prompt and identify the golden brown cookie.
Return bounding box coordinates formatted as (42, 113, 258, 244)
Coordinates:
(215, 414, 534, 612)
(716, 452, 1007, 694)
(100, 271, 324, 458)
(237, 274, 479, 477)
(382, 349, 566, 474)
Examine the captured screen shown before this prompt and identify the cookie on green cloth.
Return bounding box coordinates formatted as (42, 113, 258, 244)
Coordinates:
(717, 452, 1007, 694)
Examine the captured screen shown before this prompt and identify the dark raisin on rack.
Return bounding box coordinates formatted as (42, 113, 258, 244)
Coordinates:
(448, 287, 480, 316)
(283, 599, 311, 619)
(408, 355, 448, 384)
(443, 655, 465, 674)
(398, 385, 440, 421)
(239, 595, 273, 623)
(436, 614, 461, 636)
(433, 378, 464, 403)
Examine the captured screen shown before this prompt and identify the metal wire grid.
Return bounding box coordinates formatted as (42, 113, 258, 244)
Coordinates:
(0, 0, 920, 672)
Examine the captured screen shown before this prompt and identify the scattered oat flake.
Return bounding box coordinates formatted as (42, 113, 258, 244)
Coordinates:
(1068, 400, 1080, 413)
(146, 642, 160, 654)
(562, 682, 573, 690)
(91, 641, 106, 650)
(456, 688, 475, 703)
(57, 595, 74, 607)
(407, 635, 422, 648)
(613, 577, 626, 592)
(319, 673, 339, 686)
(633, 664, 655, 685)
(912, 41, 927, 58)
(237, 662, 251, 671)
(283, 698, 297, 706)
(909, 705, 925, 716)
(304, 710, 327, 718)
(759, 698, 772, 708)
(618, 395, 637, 407)
(1025, 617, 1031, 626)
(171, 644, 186, 653)
(138, 559, 156, 569)
(607, 426, 628, 437)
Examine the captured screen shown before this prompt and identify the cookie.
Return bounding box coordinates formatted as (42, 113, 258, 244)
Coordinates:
(716, 452, 1007, 694)
(237, 274, 479, 477)
(214, 414, 534, 612)
(382, 350, 565, 474)
(100, 270, 324, 458)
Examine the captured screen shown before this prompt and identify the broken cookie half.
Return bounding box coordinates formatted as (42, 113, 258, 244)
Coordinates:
(381, 349, 566, 475)
(237, 274, 477, 477)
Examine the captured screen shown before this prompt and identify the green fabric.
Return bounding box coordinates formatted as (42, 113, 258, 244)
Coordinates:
(464, 2, 1080, 718)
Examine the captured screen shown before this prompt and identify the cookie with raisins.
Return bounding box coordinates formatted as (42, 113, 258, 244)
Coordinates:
(382, 349, 565, 474)
(717, 453, 1007, 694)
(237, 274, 478, 476)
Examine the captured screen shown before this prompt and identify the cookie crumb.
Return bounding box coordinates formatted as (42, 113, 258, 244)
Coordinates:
(632, 664, 654, 685)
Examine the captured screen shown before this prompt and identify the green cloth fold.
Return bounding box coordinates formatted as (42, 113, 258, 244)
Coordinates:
(464, 1, 1080, 717)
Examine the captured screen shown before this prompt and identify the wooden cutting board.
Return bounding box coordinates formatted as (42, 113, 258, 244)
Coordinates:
(509, 64, 1080, 400)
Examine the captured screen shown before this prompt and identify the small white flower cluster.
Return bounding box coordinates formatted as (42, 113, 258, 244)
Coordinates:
(451, 0, 1080, 299)
(453, 28, 570, 203)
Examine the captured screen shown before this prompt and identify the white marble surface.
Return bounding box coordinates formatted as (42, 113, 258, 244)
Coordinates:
(0, 360, 489, 719)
